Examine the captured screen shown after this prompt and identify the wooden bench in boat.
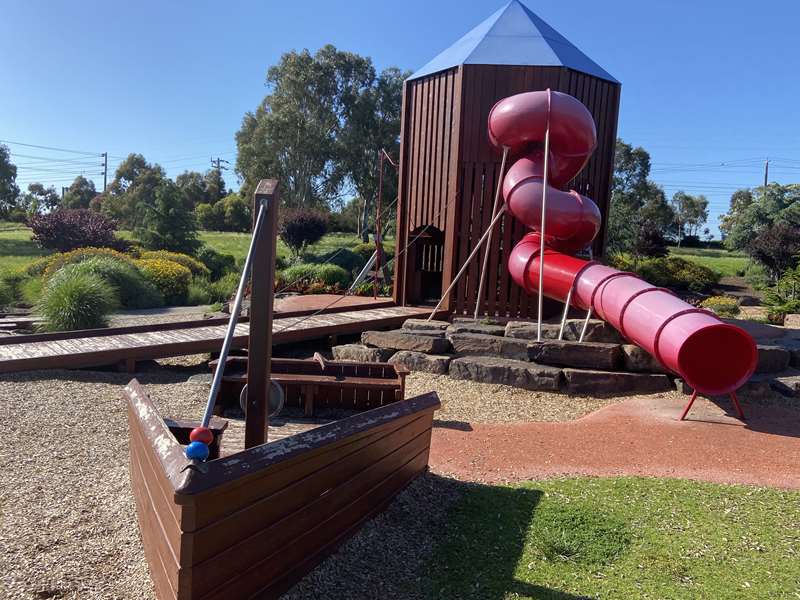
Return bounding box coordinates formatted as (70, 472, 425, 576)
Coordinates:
(209, 354, 409, 417)
(125, 378, 439, 600)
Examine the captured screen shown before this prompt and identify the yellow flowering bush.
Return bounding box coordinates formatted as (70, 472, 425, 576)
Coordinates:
(700, 295, 740, 318)
(135, 258, 192, 304)
(139, 250, 210, 278)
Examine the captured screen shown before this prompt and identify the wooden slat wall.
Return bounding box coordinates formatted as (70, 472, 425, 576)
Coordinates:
(394, 68, 460, 305)
(127, 385, 439, 600)
(397, 64, 620, 318)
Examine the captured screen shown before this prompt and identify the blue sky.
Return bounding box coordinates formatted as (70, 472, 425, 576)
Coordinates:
(1, 0, 799, 236)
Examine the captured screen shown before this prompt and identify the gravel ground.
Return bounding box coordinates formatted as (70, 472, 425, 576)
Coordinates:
(3, 362, 786, 599)
(108, 306, 219, 328)
(406, 372, 617, 423)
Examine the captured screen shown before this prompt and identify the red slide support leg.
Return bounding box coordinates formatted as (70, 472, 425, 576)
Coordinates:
(679, 389, 746, 421)
(729, 390, 745, 420)
(679, 390, 698, 421)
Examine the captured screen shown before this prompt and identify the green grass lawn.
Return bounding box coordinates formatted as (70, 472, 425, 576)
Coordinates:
(0, 222, 48, 270)
(424, 476, 800, 599)
(1, 222, 374, 273)
(668, 246, 750, 278)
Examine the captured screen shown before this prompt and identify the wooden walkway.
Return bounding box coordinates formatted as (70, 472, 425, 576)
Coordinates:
(0, 305, 438, 374)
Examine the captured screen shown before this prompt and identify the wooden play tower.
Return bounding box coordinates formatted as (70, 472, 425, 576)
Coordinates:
(393, 0, 621, 318)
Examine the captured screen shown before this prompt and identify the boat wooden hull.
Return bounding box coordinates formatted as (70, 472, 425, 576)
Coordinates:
(125, 379, 439, 599)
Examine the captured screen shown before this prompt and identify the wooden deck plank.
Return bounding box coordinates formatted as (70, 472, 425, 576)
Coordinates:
(0, 305, 442, 373)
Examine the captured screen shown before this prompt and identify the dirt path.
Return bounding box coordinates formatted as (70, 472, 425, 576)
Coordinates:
(429, 394, 800, 489)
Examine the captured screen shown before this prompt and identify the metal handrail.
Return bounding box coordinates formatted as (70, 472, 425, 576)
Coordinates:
(200, 199, 268, 428)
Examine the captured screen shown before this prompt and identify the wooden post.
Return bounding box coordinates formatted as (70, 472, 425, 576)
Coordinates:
(245, 179, 279, 448)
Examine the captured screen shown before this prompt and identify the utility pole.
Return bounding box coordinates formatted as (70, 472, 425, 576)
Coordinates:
(210, 157, 230, 201)
(102, 152, 108, 192)
(763, 158, 769, 189)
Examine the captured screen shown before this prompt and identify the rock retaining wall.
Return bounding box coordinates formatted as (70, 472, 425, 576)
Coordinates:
(327, 318, 800, 399)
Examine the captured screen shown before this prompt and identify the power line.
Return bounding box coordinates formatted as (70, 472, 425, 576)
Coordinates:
(0, 139, 102, 156)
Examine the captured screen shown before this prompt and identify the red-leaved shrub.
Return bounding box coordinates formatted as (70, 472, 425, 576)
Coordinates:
(278, 209, 328, 257)
(29, 209, 120, 252)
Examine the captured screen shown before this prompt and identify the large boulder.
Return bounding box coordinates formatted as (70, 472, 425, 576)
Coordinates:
(621, 344, 671, 374)
(563, 369, 672, 395)
(504, 319, 624, 344)
(527, 340, 622, 370)
(756, 345, 791, 373)
(448, 332, 531, 360)
(446, 322, 506, 337)
(784, 314, 800, 329)
(389, 351, 451, 374)
(361, 330, 451, 354)
(771, 368, 800, 397)
(332, 344, 395, 363)
(402, 318, 450, 332)
(449, 356, 562, 391)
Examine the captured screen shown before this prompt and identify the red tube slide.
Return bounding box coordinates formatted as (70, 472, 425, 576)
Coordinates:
(491, 91, 756, 395)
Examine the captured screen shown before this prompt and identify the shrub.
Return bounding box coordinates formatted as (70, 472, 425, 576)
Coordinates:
(42, 247, 136, 279)
(304, 248, 366, 275)
(37, 269, 119, 331)
(20, 277, 43, 305)
(135, 258, 192, 304)
(353, 242, 376, 260)
(135, 180, 200, 254)
(24, 256, 54, 277)
(68, 256, 164, 309)
(279, 209, 328, 257)
(0, 268, 29, 304)
(746, 221, 800, 279)
(196, 202, 223, 230)
(186, 280, 213, 305)
(139, 250, 210, 278)
(313, 263, 350, 287)
(631, 220, 668, 259)
(209, 272, 240, 302)
(280, 263, 349, 288)
(700, 295, 741, 318)
(351, 281, 392, 296)
(29, 209, 119, 252)
(186, 273, 239, 305)
(0, 279, 13, 307)
(764, 266, 800, 325)
(635, 256, 719, 293)
(196, 246, 236, 280)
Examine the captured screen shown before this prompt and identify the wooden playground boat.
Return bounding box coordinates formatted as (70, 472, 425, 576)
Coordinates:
(127, 180, 440, 599)
(208, 354, 409, 416)
(126, 381, 438, 600)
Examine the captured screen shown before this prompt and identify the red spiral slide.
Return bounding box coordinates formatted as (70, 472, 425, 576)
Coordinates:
(489, 90, 757, 397)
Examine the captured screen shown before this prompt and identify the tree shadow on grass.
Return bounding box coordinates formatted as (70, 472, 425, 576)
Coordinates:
(421, 476, 591, 600)
(285, 472, 591, 600)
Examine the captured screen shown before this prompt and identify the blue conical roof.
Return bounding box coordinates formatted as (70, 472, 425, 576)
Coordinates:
(409, 0, 618, 83)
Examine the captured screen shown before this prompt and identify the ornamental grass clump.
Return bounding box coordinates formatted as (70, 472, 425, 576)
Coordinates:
(68, 256, 164, 309)
(37, 269, 119, 331)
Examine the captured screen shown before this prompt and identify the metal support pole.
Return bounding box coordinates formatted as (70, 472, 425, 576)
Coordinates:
(427, 206, 507, 320)
(536, 89, 552, 342)
(578, 307, 593, 343)
(557, 285, 574, 341)
(201, 197, 269, 428)
(474, 146, 509, 320)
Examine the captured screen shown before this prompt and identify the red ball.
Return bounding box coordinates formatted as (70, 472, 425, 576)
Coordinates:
(189, 426, 213, 445)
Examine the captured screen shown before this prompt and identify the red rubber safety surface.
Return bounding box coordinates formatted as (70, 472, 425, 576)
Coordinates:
(429, 395, 800, 489)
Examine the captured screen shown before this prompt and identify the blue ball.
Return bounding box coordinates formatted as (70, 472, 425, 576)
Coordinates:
(185, 441, 210, 461)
